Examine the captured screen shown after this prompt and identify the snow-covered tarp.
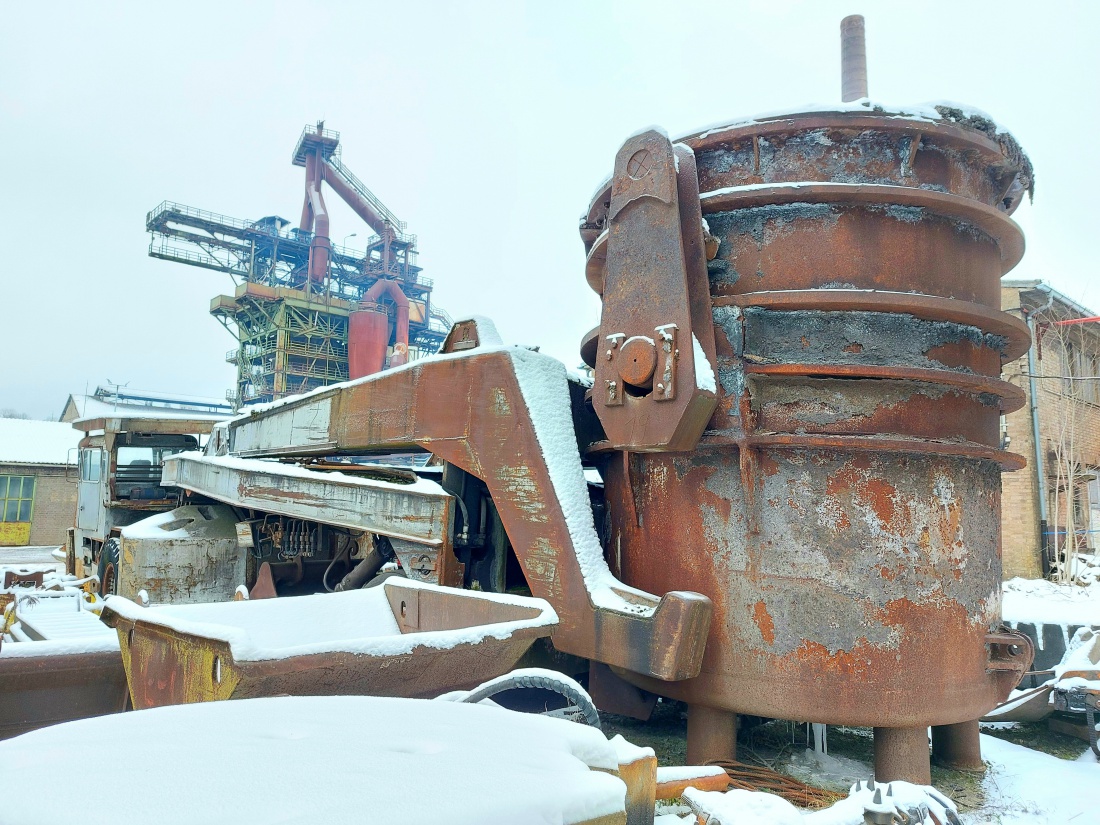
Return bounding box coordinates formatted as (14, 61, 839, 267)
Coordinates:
(0, 694, 626, 825)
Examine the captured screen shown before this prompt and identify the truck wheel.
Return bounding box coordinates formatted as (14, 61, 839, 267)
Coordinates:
(459, 668, 601, 729)
(97, 538, 121, 597)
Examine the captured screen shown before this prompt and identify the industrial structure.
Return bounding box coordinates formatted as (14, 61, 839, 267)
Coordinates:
(2, 15, 1046, 797)
(147, 124, 450, 406)
(0, 419, 81, 547)
(1001, 280, 1100, 579)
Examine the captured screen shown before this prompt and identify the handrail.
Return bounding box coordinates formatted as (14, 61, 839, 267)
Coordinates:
(325, 156, 405, 232)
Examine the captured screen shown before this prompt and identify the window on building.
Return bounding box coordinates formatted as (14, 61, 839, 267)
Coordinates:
(0, 475, 36, 523)
(1087, 352, 1100, 405)
(1062, 339, 1081, 398)
(1060, 335, 1100, 404)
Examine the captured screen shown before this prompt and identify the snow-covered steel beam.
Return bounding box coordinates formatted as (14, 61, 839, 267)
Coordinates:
(211, 319, 713, 682)
(162, 452, 454, 548)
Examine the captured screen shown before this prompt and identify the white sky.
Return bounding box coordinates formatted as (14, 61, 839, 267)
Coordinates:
(2, 0, 1097, 420)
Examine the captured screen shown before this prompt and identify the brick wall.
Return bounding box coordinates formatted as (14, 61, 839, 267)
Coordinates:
(0, 463, 76, 547)
(1000, 284, 1100, 579)
(1001, 285, 1042, 578)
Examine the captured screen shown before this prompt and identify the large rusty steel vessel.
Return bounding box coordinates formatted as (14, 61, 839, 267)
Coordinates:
(578, 16, 1035, 782)
(9, 15, 1038, 788)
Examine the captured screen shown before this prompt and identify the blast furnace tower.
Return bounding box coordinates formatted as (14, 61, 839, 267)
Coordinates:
(147, 124, 450, 406)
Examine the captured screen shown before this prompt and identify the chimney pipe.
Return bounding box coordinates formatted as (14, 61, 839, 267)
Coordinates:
(841, 15, 868, 102)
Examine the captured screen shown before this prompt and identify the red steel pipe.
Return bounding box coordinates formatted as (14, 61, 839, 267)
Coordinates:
(299, 153, 316, 233)
(322, 160, 396, 245)
(348, 279, 411, 379)
(306, 155, 331, 284)
(348, 310, 390, 379)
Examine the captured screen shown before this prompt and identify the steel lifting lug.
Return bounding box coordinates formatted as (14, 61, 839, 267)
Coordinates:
(985, 625, 1034, 673)
(591, 128, 718, 451)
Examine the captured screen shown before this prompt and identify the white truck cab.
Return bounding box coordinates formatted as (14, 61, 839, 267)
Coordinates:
(70, 414, 223, 593)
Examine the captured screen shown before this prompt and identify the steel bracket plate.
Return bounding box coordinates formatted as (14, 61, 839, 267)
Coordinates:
(592, 130, 717, 451)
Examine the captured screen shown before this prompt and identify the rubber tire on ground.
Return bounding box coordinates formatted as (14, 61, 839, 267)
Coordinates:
(97, 537, 121, 597)
(460, 670, 602, 729)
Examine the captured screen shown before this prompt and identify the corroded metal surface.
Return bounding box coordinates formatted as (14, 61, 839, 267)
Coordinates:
(590, 129, 717, 452)
(0, 649, 128, 740)
(604, 449, 1025, 725)
(584, 104, 1035, 779)
(931, 719, 986, 772)
(119, 504, 244, 604)
(103, 582, 553, 709)
(163, 452, 454, 548)
(218, 345, 713, 681)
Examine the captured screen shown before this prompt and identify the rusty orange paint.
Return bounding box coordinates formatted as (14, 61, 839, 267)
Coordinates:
(925, 339, 1001, 375)
(824, 463, 899, 525)
(792, 640, 873, 681)
(752, 601, 776, 645)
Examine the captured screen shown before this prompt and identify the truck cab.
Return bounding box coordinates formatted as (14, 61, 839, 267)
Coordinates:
(70, 415, 222, 593)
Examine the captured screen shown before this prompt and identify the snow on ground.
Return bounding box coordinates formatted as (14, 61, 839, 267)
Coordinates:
(769, 732, 1098, 824)
(1002, 576, 1100, 627)
(966, 734, 1100, 824)
(0, 545, 63, 569)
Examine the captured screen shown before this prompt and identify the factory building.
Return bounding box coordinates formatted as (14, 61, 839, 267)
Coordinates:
(0, 419, 81, 547)
(1001, 279, 1100, 579)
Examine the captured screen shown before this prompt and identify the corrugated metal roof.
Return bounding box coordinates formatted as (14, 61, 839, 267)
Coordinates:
(0, 418, 81, 466)
(63, 394, 229, 421)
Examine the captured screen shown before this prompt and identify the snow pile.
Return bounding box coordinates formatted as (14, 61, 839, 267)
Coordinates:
(1069, 552, 1100, 586)
(2, 587, 118, 654)
(692, 334, 716, 393)
(1054, 627, 1100, 683)
(1002, 576, 1100, 627)
(459, 315, 504, 347)
(967, 734, 1100, 824)
(803, 780, 957, 825)
(0, 634, 118, 657)
(118, 506, 227, 541)
(103, 578, 556, 662)
(687, 99, 1017, 142)
(683, 786, 803, 824)
(0, 695, 626, 825)
(685, 779, 958, 825)
(609, 733, 654, 765)
(655, 765, 727, 783)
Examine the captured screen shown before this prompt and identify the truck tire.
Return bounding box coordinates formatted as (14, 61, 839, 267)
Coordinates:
(97, 538, 121, 597)
(459, 669, 601, 729)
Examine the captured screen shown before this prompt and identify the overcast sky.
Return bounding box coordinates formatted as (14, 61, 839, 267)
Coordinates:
(2, 1, 1097, 420)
